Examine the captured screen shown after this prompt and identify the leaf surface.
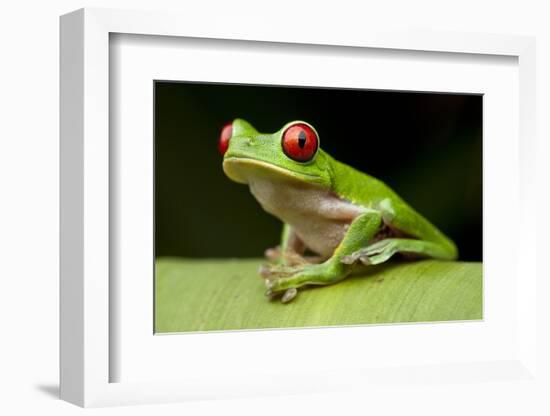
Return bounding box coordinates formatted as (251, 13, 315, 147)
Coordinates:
(155, 258, 482, 333)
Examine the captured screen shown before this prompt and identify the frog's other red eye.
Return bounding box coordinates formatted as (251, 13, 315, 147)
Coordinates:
(281, 123, 318, 162)
(218, 122, 233, 155)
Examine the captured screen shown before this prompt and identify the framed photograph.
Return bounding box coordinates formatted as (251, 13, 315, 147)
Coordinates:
(153, 81, 483, 333)
(60, 8, 538, 407)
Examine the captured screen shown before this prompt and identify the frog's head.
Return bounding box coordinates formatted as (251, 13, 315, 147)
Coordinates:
(220, 119, 332, 188)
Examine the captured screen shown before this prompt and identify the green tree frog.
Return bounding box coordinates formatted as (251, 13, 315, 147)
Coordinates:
(219, 119, 458, 303)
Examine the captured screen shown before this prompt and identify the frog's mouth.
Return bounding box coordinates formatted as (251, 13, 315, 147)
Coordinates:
(223, 156, 324, 185)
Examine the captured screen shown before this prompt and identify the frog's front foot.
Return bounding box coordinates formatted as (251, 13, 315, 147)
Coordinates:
(260, 262, 346, 303)
(259, 263, 305, 303)
(259, 263, 300, 279)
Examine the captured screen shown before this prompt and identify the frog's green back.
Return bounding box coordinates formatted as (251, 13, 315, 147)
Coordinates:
(323, 151, 457, 257)
(322, 151, 401, 208)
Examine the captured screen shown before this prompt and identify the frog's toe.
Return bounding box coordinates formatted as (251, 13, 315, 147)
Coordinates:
(341, 253, 361, 265)
(265, 287, 275, 298)
(264, 285, 298, 303)
(341, 251, 376, 265)
(258, 264, 272, 278)
(343, 240, 398, 266)
(281, 288, 298, 303)
(264, 246, 281, 262)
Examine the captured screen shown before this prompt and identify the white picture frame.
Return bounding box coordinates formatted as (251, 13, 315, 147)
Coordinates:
(60, 7, 538, 408)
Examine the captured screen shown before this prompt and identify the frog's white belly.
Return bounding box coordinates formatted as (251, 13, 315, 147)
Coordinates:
(248, 178, 366, 257)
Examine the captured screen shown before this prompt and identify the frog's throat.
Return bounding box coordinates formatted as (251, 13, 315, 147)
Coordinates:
(223, 157, 325, 186)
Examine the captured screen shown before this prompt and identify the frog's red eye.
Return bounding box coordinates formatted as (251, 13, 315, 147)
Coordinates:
(218, 122, 233, 155)
(281, 123, 318, 162)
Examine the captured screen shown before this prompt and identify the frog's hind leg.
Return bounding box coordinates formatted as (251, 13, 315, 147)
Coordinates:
(342, 198, 459, 265)
(341, 238, 457, 266)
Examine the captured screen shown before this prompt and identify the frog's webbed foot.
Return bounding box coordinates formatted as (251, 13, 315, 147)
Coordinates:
(259, 263, 306, 303)
(259, 263, 300, 279)
(260, 261, 346, 303)
(341, 238, 452, 266)
(341, 239, 401, 266)
(260, 261, 332, 281)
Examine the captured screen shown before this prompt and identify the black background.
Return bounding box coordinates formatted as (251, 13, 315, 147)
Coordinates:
(155, 82, 482, 261)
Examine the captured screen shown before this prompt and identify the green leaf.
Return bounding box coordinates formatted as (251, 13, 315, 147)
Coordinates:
(155, 258, 482, 333)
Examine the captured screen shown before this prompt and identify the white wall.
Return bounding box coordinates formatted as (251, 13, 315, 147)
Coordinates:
(1, 0, 548, 415)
